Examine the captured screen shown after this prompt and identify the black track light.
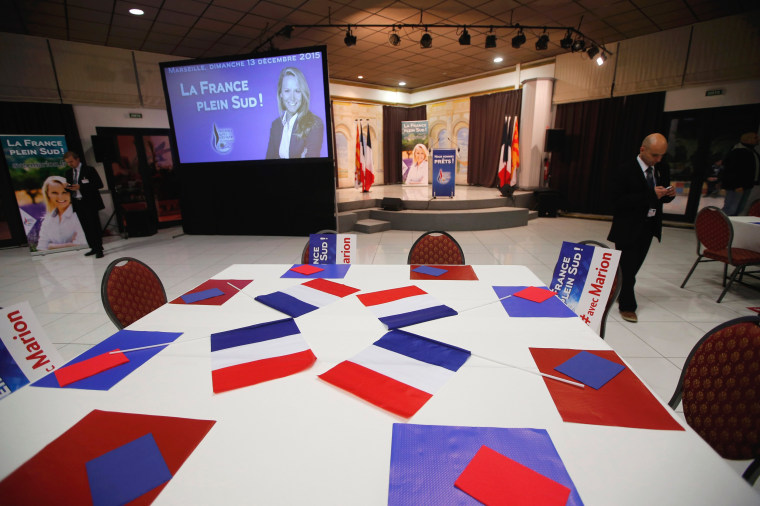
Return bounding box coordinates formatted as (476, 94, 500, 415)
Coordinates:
(586, 45, 599, 60)
(420, 29, 432, 48)
(389, 28, 401, 46)
(511, 28, 526, 49)
(595, 51, 608, 66)
(571, 38, 585, 52)
(535, 32, 549, 50)
(277, 25, 293, 38)
(344, 27, 356, 47)
(560, 30, 573, 49)
(458, 27, 470, 46)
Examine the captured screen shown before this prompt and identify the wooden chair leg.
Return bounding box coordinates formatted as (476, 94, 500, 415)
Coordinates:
(681, 256, 703, 288)
(717, 265, 742, 303)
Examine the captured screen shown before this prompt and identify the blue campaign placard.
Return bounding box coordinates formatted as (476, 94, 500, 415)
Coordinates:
(309, 234, 337, 264)
(432, 149, 456, 198)
(550, 242, 594, 309)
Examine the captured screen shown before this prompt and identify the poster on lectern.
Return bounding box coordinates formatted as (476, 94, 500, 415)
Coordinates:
(432, 149, 456, 197)
(401, 121, 428, 186)
(550, 241, 621, 335)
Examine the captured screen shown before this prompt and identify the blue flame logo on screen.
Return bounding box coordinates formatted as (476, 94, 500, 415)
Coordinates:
(211, 123, 234, 155)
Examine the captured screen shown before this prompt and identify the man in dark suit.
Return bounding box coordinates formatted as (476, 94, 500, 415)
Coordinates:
(64, 151, 105, 258)
(607, 133, 675, 323)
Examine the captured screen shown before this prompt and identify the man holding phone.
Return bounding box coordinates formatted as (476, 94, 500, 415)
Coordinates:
(64, 151, 105, 258)
(607, 133, 676, 323)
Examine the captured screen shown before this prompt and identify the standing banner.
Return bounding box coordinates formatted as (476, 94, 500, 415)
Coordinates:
(550, 241, 621, 335)
(432, 149, 456, 198)
(0, 301, 64, 399)
(1, 134, 87, 254)
(308, 233, 357, 264)
(401, 121, 429, 186)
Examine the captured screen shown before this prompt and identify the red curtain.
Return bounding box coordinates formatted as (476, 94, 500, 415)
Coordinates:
(467, 89, 522, 187)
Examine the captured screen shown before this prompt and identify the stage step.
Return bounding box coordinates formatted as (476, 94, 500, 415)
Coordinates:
(353, 219, 392, 234)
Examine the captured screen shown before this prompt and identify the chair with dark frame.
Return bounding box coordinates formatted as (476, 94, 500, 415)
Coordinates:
(407, 231, 465, 265)
(300, 230, 338, 264)
(680, 206, 760, 302)
(668, 315, 760, 486)
(578, 240, 622, 339)
(101, 257, 167, 329)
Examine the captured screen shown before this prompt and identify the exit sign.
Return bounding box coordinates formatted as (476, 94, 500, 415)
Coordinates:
(705, 89, 723, 96)
(129, 112, 143, 118)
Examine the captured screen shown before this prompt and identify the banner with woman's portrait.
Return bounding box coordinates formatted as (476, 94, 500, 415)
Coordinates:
(1, 135, 87, 254)
(401, 121, 429, 186)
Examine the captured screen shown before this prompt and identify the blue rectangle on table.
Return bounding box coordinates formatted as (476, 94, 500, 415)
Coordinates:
(86, 433, 172, 506)
(493, 286, 577, 318)
(32, 330, 183, 390)
(281, 264, 350, 279)
(412, 266, 448, 277)
(181, 287, 225, 303)
(554, 350, 626, 389)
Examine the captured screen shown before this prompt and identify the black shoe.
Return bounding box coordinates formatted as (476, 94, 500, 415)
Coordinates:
(84, 250, 96, 256)
(95, 251, 104, 258)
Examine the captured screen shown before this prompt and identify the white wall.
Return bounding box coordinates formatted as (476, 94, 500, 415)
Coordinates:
(664, 79, 760, 111)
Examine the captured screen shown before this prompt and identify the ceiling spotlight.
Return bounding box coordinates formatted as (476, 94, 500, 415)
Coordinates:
(560, 30, 573, 49)
(571, 38, 585, 52)
(535, 32, 549, 51)
(595, 52, 607, 66)
(458, 27, 471, 46)
(128, 8, 144, 15)
(389, 27, 401, 46)
(344, 27, 357, 47)
(511, 28, 526, 49)
(586, 45, 599, 60)
(420, 28, 432, 48)
(485, 30, 497, 49)
(398, 81, 406, 86)
(493, 57, 503, 63)
(277, 25, 293, 38)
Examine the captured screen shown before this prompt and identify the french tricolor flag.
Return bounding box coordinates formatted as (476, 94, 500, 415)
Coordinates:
(319, 330, 470, 418)
(357, 285, 458, 329)
(210, 318, 316, 393)
(255, 278, 359, 318)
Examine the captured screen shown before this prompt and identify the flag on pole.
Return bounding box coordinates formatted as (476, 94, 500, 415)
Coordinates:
(318, 329, 471, 417)
(511, 117, 520, 184)
(363, 123, 375, 192)
(498, 116, 512, 188)
(255, 278, 360, 318)
(356, 285, 458, 329)
(210, 318, 315, 393)
(354, 123, 363, 189)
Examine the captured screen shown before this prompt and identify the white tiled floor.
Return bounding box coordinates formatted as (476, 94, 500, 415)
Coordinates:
(2, 213, 759, 488)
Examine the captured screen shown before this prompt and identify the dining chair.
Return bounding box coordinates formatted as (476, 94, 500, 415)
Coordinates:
(101, 257, 167, 329)
(668, 315, 760, 485)
(578, 240, 622, 339)
(301, 229, 338, 264)
(748, 199, 760, 217)
(407, 231, 465, 265)
(680, 206, 760, 302)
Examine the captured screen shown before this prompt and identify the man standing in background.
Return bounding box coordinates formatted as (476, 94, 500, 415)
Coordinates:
(64, 151, 105, 258)
(721, 132, 759, 215)
(608, 133, 676, 323)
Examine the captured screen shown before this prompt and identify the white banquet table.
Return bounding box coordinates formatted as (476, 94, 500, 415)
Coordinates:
(730, 215, 760, 251)
(0, 264, 757, 505)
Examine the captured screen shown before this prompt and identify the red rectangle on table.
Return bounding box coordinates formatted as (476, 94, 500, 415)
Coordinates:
(0, 410, 215, 506)
(455, 445, 571, 506)
(410, 265, 479, 280)
(290, 264, 324, 275)
(513, 286, 557, 303)
(170, 279, 252, 305)
(530, 348, 684, 431)
(54, 350, 129, 387)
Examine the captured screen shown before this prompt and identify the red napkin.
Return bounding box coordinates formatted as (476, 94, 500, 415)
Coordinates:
(512, 286, 557, 303)
(55, 350, 129, 387)
(290, 264, 325, 275)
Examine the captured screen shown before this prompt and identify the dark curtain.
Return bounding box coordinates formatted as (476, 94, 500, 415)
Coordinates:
(550, 92, 666, 214)
(467, 89, 522, 187)
(0, 101, 85, 245)
(382, 105, 426, 184)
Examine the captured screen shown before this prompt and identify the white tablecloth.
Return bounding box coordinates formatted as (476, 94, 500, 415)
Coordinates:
(1, 264, 757, 505)
(730, 216, 760, 251)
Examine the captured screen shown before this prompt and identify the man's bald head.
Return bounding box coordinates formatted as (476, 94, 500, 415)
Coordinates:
(640, 133, 668, 167)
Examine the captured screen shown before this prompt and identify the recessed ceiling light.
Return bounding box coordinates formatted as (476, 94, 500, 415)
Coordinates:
(398, 81, 406, 86)
(493, 57, 503, 63)
(129, 8, 144, 15)
(357, 75, 363, 79)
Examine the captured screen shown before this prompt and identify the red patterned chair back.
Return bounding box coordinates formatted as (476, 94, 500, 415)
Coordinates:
(408, 231, 465, 265)
(748, 199, 760, 218)
(101, 257, 167, 329)
(669, 316, 760, 463)
(694, 206, 732, 253)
